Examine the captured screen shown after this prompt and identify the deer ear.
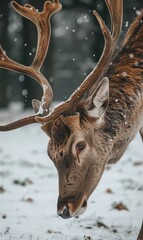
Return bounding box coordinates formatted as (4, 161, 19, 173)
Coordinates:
(32, 99, 41, 114)
(41, 122, 52, 137)
(87, 77, 109, 118)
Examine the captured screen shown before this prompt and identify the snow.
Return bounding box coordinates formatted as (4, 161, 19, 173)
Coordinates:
(0, 108, 143, 240)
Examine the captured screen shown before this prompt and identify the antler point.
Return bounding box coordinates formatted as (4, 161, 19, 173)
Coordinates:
(11, 1, 18, 8)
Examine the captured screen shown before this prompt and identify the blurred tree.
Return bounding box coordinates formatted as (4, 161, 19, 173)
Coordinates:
(0, 0, 10, 107)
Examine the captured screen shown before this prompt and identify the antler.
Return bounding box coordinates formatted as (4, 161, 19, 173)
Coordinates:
(0, 0, 123, 130)
(0, 0, 61, 131)
(36, 0, 123, 124)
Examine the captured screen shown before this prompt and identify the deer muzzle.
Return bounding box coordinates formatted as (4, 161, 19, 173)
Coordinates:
(57, 195, 87, 219)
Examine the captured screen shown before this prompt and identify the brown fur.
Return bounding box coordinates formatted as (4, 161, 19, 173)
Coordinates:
(104, 11, 143, 147)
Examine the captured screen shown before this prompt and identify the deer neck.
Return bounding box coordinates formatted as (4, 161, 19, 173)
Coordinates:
(102, 90, 143, 164)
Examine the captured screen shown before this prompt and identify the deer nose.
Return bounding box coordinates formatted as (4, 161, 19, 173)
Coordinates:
(57, 205, 71, 219)
(57, 197, 72, 219)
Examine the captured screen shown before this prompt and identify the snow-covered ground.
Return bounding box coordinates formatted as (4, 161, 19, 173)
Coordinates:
(0, 106, 143, 240)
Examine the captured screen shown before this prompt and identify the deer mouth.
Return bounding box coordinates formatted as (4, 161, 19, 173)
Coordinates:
(57, 196, 87, 219)
(74, 200, 87, 217)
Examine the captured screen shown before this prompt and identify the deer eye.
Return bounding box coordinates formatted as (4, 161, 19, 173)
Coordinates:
(76, 141, 86, 154)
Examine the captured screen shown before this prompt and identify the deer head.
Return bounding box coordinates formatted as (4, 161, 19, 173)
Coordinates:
(45, 77, 112, 218)
(0, 0, 124, 218)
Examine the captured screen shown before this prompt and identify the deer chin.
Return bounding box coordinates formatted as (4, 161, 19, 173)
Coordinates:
(73, 200, 87, 217)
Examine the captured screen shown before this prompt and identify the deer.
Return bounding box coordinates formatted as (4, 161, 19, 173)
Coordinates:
(0, 0, 143, 222)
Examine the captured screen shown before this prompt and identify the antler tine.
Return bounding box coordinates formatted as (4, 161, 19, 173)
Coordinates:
(0, 116, 37, 131)
(12, 0, 61, 70)
(0, 45, 53, 112)
(68, 0, 123, 105)
(105, 0, 123, 41)
(36, 0, 123, 124)
(0, 1, 62, 131)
